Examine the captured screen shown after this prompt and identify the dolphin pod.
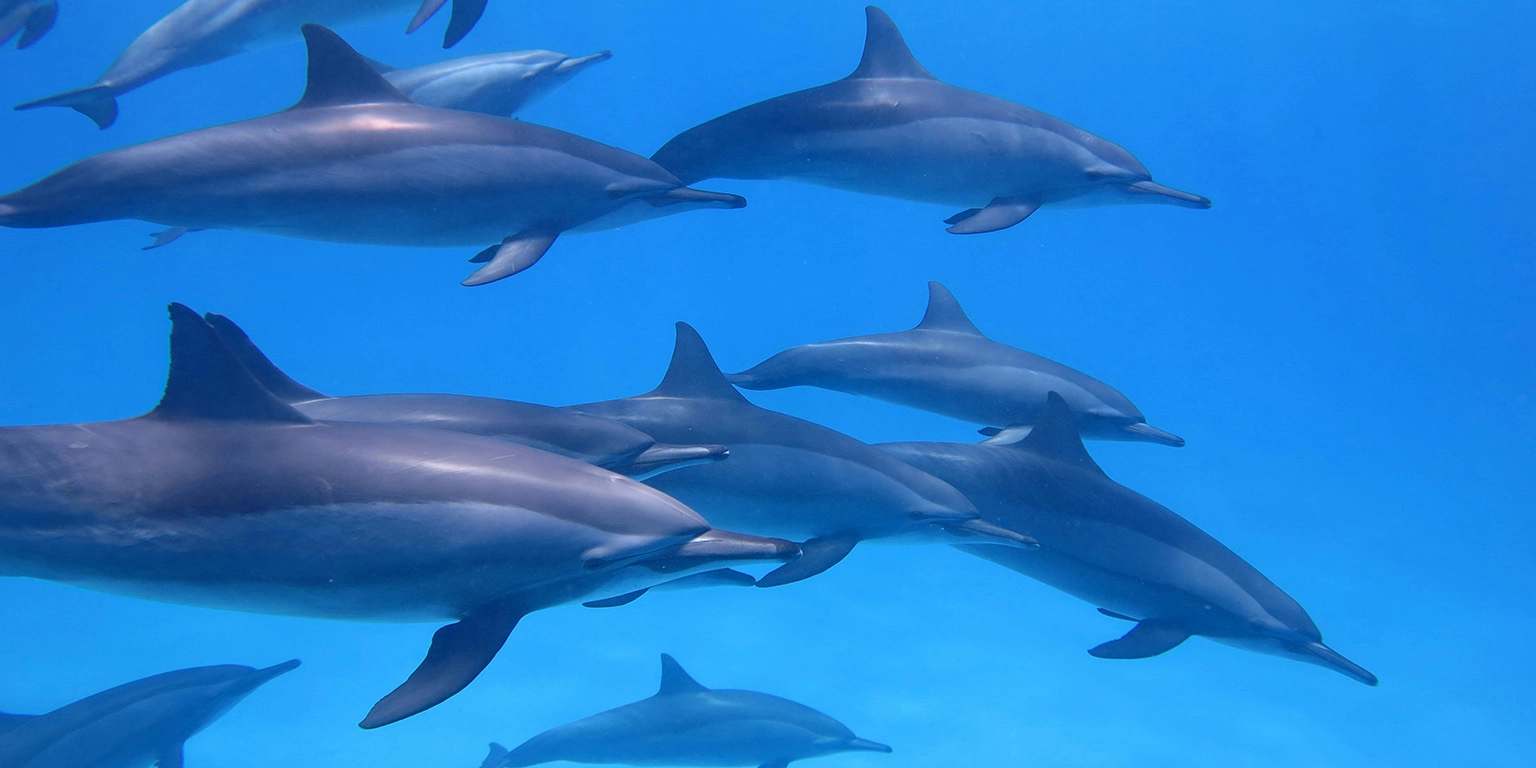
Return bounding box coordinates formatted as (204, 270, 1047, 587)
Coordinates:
(0, 0, 53, 50)
(730, 282, 1185, 446)
(0, 660, 299, 768)
(481, 655, 891, 768)
(0, 25, 744, 285)
(652, 7, 1210, 232)
(372, 48, 613, 117)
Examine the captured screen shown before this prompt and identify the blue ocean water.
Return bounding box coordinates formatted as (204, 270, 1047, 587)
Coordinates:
(1, 0, 1532, 765)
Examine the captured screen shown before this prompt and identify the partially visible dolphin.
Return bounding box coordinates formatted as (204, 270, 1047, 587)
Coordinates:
(0, 660, 299, 768)
(878, 393, 1377, 686)
(406, 0, 490, 48)
(569, 322, 1037, 587)
(203, 311, 728, 479)
(651, 6, 1209, 232)
(0, 0, 54, 50)
(0, 304, 799, 728)
(0, 26, 745, 286)
(481, 654, 892, 768)
(729, 282, 1183, 447)
(371, 49, 612, 117)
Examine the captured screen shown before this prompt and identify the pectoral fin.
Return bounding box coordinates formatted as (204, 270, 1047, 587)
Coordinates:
(583, 589, 649, 608)
(945, 197, 1040, 234)
(1088, 619, 1189, 659)
(143, 227, 203, 250)
(1097, 608, 1138, 622)
(462, 232, 558, 286)
(755, 535, 859, 588)
(360, 602, 525, 728)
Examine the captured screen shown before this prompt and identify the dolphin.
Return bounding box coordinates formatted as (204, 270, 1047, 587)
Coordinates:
(568, 322, 1037, 587)
(0, 660, 299, 768)
(406, 0, 490, 48)
(729, 282, 1183, 447)
(877, 393, 1377, 686)
(0, 25, 745, 286)
(0, 304, 799, 728)
(650, 6, 1210, 233)
(371, 49, 613, 117)
(481, 654, 892, 768)
(0, 0, 54, 50)
(203, 311, 728, 479)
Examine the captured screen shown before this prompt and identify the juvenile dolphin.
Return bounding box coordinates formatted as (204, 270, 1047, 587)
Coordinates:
(203, 311, 728, 479)
(569, 322, 1036, 587)
(0, 26, 744, 285)
(651, 6, 1209, 232)
(0, 0, 54, 50)
(0, 660, 299, 768)
(372, 49, 612, 117)
(878, 393, 1377, 686)
(729, 282, 1183, 446)
(0, 304, 798, 728)
(481, 654, 891, 768)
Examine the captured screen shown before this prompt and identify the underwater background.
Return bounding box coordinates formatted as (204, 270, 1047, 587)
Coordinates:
(1, 0, 1532, 766)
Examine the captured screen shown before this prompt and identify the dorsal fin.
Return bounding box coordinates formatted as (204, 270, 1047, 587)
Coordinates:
(848, 6, 937, 81)
(203, 313, 328, 403)
(657, 654, 708, 695)
(291, 25, 414, 110)
(650, 323, 749, 402)
(1015, 392, 1104, 474)
(915, 282, 982, 334)
(149, 304, 312, 424)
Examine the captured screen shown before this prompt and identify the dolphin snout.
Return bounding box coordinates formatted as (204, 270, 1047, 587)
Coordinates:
(1125, 180, 1212, 209)
(941, 518, 1039, 549)
(1121, 422, 1186, 447)
(845, 738, 893, 753)
(1301, 641, 1378, 686)
(557, 50, 614, 75)
(666, 528, 802, 566)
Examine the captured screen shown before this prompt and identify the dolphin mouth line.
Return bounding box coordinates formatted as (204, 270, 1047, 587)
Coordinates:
(941, 518, 1039, 549)
(1124, 180, 1212, 208)
(1303, 641, 1379, 686)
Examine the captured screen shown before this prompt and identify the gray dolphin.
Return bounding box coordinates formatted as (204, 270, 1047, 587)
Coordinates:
(729, 282, 1183, 447)
(651, 6, 1209, 232)
(481, 654, 891, 768)
(371, 49, 612, 117)
(0, 304, 798, 728)
(569, 322, 1037, 587)
(0, 25, 744, 285)
(0, 660, 299, 768)
(878, 393, 1377, 686)
(203, 311, 728, 479)
(0, 0, 54, 50)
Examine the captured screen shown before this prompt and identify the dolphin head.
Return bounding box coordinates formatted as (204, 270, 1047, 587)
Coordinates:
(1216, 617, 1378, 686)
(1051, 165, 1211, 210)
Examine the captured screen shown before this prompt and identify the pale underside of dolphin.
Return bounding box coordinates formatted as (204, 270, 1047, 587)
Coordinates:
(0, 25, 745, 286)
(0, 0, 55, 51)
(878, 393, 1377, 686)
(0, 304, 798, 729)
(569, 322, 1038, 588)
(371, 48, 613, 117)
(483, 654, 892, 768)
(0, 661, 299, 768)
(729, 281, 1184, 446)
(651, 6, 1210, 232)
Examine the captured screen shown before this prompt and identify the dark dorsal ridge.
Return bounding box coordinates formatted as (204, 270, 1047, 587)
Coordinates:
(657, 654, 708, 695)
(1017, 392, 1106, 475)
(150, 304, 312, 424)
(848, 6, 938, 81)
(651, 322, 750, 402)
(915, 282, 983, 334)
(202, 313, 328, 403)
(292, 25, 414, 110)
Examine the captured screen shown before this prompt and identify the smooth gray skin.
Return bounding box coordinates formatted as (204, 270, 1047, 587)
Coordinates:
(729, 282, 1184, 447)
(0, 304, 799, 729)
(0, 660, 298, 768)
(878, 393, 1377, 686)
(373, 49, 613, 117)
(0, 25, 745, 286)
(13, 0, 419, 128)
(203, 311, 728, 479)
(651, 6, 1210, 233)
(482, 655, 891, 768)
(569, 322, 1038, 587)
(0, 0, 55, 50)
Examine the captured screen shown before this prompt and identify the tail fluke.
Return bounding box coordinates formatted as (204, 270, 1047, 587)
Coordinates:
(15, 84, 119, 129)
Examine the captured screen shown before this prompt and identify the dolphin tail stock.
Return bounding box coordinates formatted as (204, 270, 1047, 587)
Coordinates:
(755, 534, 859, 588)
(479, 743, 511, 768)
(14, 84, 119, 130)
(359, 602, 526, 729)
(1122, 180, 1212, 209)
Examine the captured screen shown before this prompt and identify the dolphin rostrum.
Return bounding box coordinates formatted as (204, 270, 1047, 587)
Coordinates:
(569, 322, 1037, 587)
(0, 660, 299, 768)
(0, 304, 798, 728)
(878, 393, 1377, 686)
(0, 25, 744, 285)
(481, 654, 892, 768)
(371, 48, 612, 117)
(0, 0, 54, 50)
(651, 6, 1209, 232)
(729, 282, 1183, 446)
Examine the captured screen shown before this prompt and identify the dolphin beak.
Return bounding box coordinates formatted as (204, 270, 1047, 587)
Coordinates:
(940, 518, 1039, 549)
(1302, 641, 1378, 686)
(254, 659, 303, 682)
(1121, 422, 1186, 447)
(1124, 180, 1212, 209)
(845, 738, 894, 753)
(614, 443, 729, 480)
(649, 528, 801, 573)
(557, 50, 614, 75)
(645, 186, 747, 210)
